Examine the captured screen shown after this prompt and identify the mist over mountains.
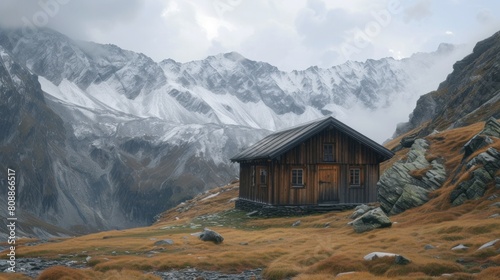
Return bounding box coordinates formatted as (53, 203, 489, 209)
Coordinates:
(0, 27, 472, 237)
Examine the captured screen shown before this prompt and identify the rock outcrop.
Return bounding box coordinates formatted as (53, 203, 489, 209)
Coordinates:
(450, 118, 500, 206)
(378, 139, 446, 215)
(450, 147, 500, 206)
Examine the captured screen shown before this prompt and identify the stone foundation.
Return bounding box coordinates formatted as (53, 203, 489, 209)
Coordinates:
(235, 198, 358, 217)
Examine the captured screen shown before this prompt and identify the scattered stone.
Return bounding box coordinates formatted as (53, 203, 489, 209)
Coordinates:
(154, 268, 263, 280)
(487, 193, 499, 200)
(355, 204, 373, 212)
(0, 258, 87, 278)
(292, 220, 301, 227)
(488, 213, 499, 218)
(350, 208, 366, 220)
(364, 252, 398, 261)
(364, 253, 410, 265)
(323, 222, 330, 228)
(350, 204, 373, 219)
(395, 255, 411, 265)
(199, 228, 224, 244)
(246, 210, 259, 217)
(85, 256, 91, 262)
(336, 271, 356, 277)
(451, 244, 468, 250)
(491, 202, 500, 208)
(350, 207, 392, 233)
(239, 242, 249, 246)
(154, 239, 174, 246)
(477, 239, 500, 251)
(424, 244, 436, 250)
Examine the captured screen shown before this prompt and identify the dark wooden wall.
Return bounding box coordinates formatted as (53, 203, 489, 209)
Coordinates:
(238, 126, 381, 205)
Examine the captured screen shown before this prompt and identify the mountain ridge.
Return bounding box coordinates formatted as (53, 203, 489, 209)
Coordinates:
(0, 27, 471, 138)
(0, 27, 474, 237)
(394, 31, 500, 138)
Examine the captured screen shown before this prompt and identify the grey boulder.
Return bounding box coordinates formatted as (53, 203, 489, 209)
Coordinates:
(349, 207, 392, 233)
(199, 228, 224, 244)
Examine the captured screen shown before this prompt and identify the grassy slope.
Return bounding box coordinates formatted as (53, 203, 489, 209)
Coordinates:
(1, 121, 500, 280)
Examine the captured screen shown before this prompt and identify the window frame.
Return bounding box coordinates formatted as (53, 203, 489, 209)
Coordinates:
(291, 168, 304, 187)
(323, 143, 335, 162)
(349, 167, 361, 187)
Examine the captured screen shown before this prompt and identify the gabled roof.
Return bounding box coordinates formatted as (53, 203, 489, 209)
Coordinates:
(230, 116, 394, 162)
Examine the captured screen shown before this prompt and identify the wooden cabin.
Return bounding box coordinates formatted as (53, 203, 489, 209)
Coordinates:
(230, 116, 394, 210)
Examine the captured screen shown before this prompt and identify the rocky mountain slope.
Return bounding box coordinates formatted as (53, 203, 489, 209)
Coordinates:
(395, 31, 500, 138)
(0, 45, 267, 238)
(380, 30, 500, 216)
(0, 27, 470, 237)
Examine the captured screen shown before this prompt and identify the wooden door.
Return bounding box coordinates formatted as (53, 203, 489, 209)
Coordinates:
(318, 165, 339, 203)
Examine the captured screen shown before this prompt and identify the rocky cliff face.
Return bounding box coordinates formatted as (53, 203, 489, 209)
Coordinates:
(0, 46, 69, 237)
(395, 31, 500, 138)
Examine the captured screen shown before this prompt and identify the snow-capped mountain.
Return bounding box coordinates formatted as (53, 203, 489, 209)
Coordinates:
(1, 28, 470, 142)
(0, 27, 470, 236)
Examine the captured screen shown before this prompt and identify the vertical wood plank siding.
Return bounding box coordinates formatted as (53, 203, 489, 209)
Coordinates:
(239, 127, 383, 205)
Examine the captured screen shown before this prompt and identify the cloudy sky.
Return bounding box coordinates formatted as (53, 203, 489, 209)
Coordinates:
(1, 0, 499, 71)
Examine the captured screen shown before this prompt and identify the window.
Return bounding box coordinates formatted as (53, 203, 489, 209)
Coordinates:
(259, 168, 267, 186)
(350, 167, 361, 186)
(291, 169, 304, 186)
(323, 143, 335, 162)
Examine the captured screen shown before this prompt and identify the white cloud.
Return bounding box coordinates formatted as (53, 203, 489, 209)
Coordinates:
(403, 0, 432, 22)
(1, 0, 499, 71)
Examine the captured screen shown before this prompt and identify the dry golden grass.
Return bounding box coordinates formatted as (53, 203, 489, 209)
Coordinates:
(1, 121, 499, 280)
(0, 274, 31, 280)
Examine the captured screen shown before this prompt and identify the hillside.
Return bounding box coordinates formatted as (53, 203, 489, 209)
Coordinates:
(395, 31, 500, 138)
(1, 119, 499, 279)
